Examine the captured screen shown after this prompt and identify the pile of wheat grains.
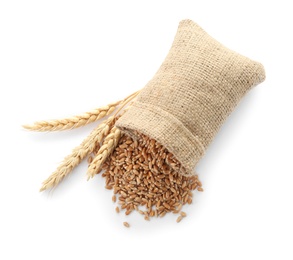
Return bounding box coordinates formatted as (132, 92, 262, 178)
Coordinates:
(97, 132, 203, 226)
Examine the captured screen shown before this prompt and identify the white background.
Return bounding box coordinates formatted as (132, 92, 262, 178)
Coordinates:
(1, 1, 292, 259)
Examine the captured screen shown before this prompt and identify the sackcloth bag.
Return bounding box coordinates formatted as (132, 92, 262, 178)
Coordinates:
(116, 19, 265, 175)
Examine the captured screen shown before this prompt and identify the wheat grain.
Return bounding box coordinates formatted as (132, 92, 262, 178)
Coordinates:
(176, 216, 183, 223)
(123, 222, 130, 228)
(112, 195, 116, 203)
(125, 210, 132, 216)
(39, 116, 115, 191)
(180, 211, 187, 217)
(101, 133, 202, 221)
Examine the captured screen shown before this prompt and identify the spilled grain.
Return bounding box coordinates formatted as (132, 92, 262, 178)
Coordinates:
(123, 222, 130, 228)
(100, 133, 202, 221)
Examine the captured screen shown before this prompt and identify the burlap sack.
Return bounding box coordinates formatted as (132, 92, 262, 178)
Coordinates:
(116, 19, 265, 175)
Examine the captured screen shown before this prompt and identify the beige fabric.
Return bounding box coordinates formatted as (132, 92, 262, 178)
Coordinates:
(116, 19, 265, 175)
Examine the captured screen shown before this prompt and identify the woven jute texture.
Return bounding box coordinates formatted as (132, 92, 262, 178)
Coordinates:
(116, 19, 265, 175)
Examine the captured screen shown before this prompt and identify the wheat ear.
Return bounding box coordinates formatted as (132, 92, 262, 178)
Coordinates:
(87, 127, 121, 179)
(39, 116, 115, 191)
(23, 91, 139, 132)
(86, 91, 139, 179)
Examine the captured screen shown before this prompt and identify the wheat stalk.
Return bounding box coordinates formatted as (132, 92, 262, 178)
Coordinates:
(40, 116, 115, 191)
(37, 90, 140, 191)
(23, 91, 140, 132)
(87, 127, 121, 179)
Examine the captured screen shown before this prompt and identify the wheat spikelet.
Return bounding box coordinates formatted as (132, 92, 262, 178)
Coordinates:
(23, 101, 120, 132)
(86, 93, 139, 179)
(87, 127, 121, 179)
(23, 91, 140, 132)
(40, 116, 115, 191)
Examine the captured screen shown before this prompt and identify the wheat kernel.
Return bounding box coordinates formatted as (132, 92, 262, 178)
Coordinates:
(176, 216, 183, 223)
(112, 195, 116, 203)
(180, 211, 187, 217)
(123, 222, 130, 228)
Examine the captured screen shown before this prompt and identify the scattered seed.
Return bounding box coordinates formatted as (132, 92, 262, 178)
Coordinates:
(112, 195, 116, 203)
(176, 216, 183, 223)
(123, 222, 130, 228)
(101, 132, 202, 223)
(180, 211, 187, 217)
(115, 206, 120, 213)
